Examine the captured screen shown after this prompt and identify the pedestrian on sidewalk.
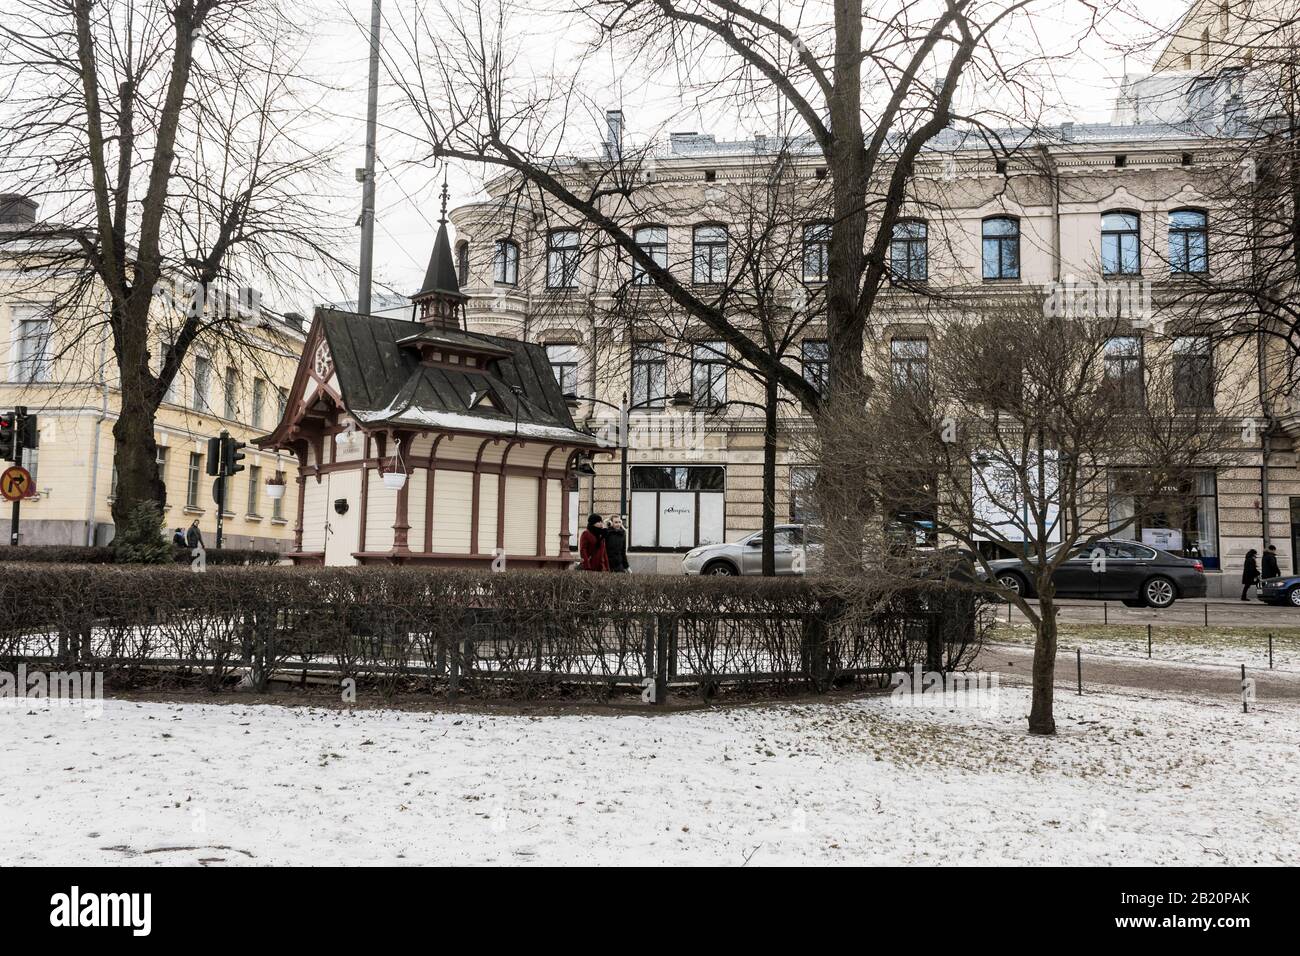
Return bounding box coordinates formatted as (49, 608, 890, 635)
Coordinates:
(579, 513, 609, 572)
(1241, 548, 1259, 601)
(1263, 544, 1281, 580)
(605, 514, 629, 572)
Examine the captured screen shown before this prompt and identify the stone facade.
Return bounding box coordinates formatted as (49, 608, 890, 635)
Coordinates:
(441, 120, 1299, 589)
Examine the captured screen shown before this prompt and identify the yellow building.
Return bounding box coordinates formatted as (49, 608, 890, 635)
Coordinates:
(0, 194, 306, 550)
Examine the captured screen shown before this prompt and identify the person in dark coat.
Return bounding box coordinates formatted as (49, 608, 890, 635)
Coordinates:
(1262, 544, 1281, 580)
(172, 527, 186, 547)
(185, 520, 204, 550)
(605, 514, 629, 572)
(1241, 548, 1259, 601)
(578, 514, 609, 572)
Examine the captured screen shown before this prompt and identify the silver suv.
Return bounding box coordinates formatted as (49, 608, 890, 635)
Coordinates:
(681, 524, 820, 575)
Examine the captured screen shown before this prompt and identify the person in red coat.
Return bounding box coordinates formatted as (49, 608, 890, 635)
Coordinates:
(579, 513, 609, 571)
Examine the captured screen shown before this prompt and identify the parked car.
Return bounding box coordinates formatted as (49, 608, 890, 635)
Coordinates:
(682, 525, 820, 576)
(1256, 574, 1300, 606)
(981, 539, 1206, 609)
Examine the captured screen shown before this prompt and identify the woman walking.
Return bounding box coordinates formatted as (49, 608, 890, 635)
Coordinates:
(605, 514, 629, 572)
(579, 513, 609, 572)
(1242, 548, 1259, 601)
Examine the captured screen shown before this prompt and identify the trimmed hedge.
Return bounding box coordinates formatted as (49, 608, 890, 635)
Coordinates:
(0, 545, 281, 566)
(0, 565, 983, 699)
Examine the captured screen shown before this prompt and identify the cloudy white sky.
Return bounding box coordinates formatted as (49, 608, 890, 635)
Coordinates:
(292, 0, 1195, 310)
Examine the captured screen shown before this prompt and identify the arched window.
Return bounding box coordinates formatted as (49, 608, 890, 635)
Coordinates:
(633, 225, 668, 284)
(692, 224, 728, 284)
(981, 216, 1020, 280)
(1169, 209, 1208, 274)
(1101, 211, 1141, 275)
(890, 220, 928, 280)
(493, 239, 519, 285)
(455, 241, 470, 286)
(546, 229, 579, 289)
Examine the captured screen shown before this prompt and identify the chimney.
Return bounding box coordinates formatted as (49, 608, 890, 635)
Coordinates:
(605, 109, 624, 160)
(0, 194, 37, 226)
(284, 311, 306, 331)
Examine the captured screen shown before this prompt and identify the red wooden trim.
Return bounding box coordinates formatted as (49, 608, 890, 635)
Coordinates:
(496, 440, 523, 553)
(358, 434, 371, 551)
(425, 433, 451, 553)
(294, 472, 307, 552)
(469, 437, 498, 555)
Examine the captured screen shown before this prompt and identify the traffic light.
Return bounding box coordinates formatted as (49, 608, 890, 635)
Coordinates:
(19, 413, 37, 450)
(206, 436, 222, 476)
(222, 436, 247, 476)
(0, 413, 14, 462)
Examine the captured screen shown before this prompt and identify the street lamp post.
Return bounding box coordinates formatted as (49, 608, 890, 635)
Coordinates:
(565, 389, 693, 518)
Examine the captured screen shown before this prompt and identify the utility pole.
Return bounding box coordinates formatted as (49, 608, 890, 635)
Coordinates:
(356, 0, 383, 317)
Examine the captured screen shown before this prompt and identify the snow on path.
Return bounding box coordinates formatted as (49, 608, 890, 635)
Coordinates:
(1, 687, 1296, 866)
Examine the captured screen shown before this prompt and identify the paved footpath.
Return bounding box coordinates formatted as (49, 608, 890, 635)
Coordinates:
(1003, 597, 1300, 629)
(977, 641, 1300, 703)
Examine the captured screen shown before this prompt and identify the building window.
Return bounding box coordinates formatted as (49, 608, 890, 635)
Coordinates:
(252, 378, 266, 428)
(272, 475, 285, 521)
(192, 355, 211, 411)
(247, 465, 261, 516)
(493, 239, 519, 285)
(802, 339, 829, 397)
(790, 466, 819, 524)
(546, 229, 579, 289)
(15, 315, 52, 383)
(632, 225, 668, 285)
(1101, 210, 1140, 275)
(692, 225, 728, 284)
(629, 465, 726, 550)
(1173, 336, 1214, 410)
(802, 222, 830, 281)
(1109, 469, 1219, 569)
(1104, 335, 1144, 405)
(981, 216, 1020, 279)
(154, 446, 167, 492)
(223, 367, 237, 419)
(455, 241, 470, 286)
(631, 342, 667, 409)
(890, 338, 929, 389)
(545, 343, 580, 395)
(187, 452, 203, 509)
(277, 387, 288, 424)
(890, 220, 928, 281)
(691, 341, 727, 407)
(1169, 209, 1208, 274)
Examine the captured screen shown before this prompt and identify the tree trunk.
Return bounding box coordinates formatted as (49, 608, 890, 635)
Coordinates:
(1027, 590, 1058, 735)
(761, 375, 778, 576)
(109, 300, 166, 530)
(819, 0, 871, 574)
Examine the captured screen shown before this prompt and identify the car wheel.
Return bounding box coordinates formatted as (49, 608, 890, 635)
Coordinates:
(1288, 586, 1300, 608)
(996, 572, 1026, 598)
(1143, 576, 1176, 609)
(703, 561, 737, 576)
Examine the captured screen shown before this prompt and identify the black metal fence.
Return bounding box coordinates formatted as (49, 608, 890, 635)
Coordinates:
(0, 565, 983, 701)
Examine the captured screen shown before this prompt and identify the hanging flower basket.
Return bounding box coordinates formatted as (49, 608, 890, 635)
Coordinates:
(381, 436, 408, 490)
(266, 471, 287, 500)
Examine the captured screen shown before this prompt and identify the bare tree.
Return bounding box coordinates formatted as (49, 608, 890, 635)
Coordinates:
(804, 299, 1243, 734)
(0, 0, 347, 533)
(385, 0, 1089, 561)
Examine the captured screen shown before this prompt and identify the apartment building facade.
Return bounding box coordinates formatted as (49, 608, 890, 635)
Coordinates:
(0, 195, 306, 550)
(445, 115, 1300, 593)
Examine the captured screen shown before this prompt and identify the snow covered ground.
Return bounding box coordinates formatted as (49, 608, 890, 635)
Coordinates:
(2, 682, 1296, 865)
(991, 620, 1300, 670)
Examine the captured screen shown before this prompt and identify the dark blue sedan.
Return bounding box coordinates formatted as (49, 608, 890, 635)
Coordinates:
(1256, 575, 1300, 607)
